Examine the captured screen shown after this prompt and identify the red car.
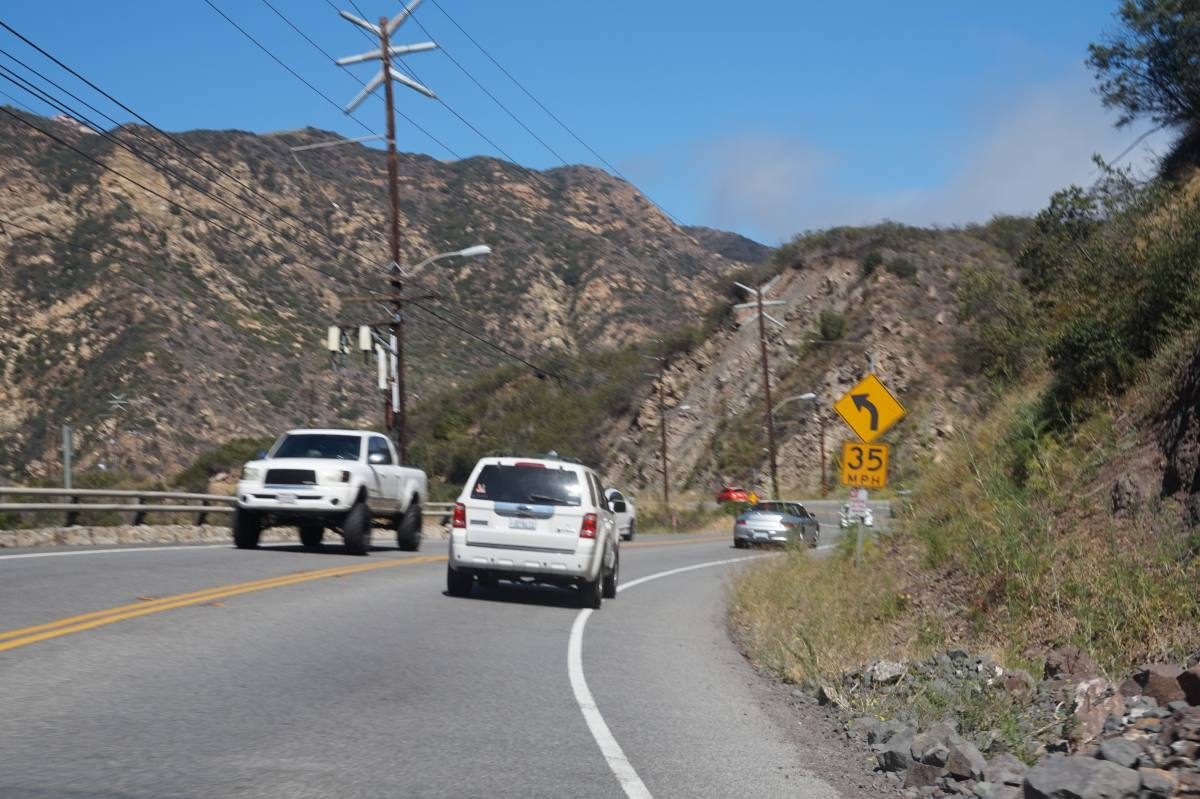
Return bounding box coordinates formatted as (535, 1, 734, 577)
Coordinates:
(716, 486, 749, 504)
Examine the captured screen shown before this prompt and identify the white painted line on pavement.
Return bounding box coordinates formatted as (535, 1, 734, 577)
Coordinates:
(567, 554, 767, 799)
(0, 544, 230, 561)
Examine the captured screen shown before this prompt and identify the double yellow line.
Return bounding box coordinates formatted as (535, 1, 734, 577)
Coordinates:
(0, 554, 445, 653)
(0, 535, 729, 654)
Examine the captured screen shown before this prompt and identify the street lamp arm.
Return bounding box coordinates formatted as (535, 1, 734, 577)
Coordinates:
(402, 244, 491, 276)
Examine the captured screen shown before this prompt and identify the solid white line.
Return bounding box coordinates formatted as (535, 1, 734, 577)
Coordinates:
(567, 554, 766, 799)
(0, 544, 231, 561)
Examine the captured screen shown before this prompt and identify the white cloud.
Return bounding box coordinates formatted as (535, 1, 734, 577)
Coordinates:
(693, 70, 1171, 240)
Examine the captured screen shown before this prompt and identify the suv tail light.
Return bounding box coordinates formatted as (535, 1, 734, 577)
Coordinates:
(579, 512, 597, 539)
(452, 502, 466, 529)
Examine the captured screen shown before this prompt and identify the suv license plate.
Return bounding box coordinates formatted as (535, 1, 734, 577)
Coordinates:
(509, 518, 536, 530)
(277, 492, 296, 504)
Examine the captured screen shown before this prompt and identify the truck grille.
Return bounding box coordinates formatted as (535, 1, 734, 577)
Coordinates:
(264, 469, 317, 486)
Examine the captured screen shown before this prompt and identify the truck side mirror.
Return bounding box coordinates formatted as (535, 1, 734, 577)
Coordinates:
(611, 500, 626, 513)
(255, 450, 267, 460)
(368, 452, 387, 465)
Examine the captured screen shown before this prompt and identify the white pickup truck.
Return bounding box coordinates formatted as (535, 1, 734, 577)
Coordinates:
(233, 428, 428, 555)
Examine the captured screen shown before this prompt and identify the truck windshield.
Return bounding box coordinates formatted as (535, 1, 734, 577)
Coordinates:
(470, 465, 582, 506)
(272, 434, 361, 460)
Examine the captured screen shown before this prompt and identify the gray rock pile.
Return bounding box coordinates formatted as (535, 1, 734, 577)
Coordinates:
(814, 648, 1200, 798)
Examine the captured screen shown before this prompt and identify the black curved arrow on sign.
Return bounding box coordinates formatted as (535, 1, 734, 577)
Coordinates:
(851, 393, 879, 431)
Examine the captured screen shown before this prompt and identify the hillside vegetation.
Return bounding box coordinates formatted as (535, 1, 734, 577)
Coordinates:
(731, 162, 1200, 684)
(0, 112, 762, 483)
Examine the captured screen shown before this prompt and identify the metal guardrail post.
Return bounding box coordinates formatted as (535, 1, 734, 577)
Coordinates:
(195, 500, 209, 527)
(133, 495, 146, 526)
(65, 494, 78, 527)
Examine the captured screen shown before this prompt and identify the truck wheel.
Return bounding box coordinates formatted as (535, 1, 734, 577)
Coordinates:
(807, 524, 821, 549)
(341, 501, 371, 556)
(233, 508, 262, 549)
(395, 501, 421, 551)
(602, 550, 619, 599)
(579, 576, 602, 609)
(299, 522, 323, 549)
(446, 565, 473, 597)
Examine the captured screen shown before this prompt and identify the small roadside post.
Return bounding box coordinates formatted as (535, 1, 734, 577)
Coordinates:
(849, 487, 869, 565)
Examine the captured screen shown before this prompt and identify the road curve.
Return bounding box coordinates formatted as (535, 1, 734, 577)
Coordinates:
(0, 533, 850, 798)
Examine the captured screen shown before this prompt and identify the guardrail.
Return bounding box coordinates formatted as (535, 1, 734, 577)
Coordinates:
(0, 487, 455, 527)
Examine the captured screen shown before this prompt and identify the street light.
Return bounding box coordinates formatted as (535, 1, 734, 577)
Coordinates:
(401, 243, 491, 277)
(773, 392, 827, 496)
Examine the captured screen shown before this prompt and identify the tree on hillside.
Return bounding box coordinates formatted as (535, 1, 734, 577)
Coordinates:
(1088, 0, 1200, 129)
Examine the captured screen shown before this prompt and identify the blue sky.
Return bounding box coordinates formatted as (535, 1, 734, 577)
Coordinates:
(0, 1, 1165, 243)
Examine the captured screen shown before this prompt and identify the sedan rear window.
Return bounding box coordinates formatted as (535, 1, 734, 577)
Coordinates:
(752, 501, 787, 513)
(272, 434, 361, 460)
(470, 465, 582, 506)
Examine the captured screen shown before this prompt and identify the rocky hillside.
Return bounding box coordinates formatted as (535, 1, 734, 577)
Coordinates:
(607, 221, 1031, 496)
(0, 109, 760, 481)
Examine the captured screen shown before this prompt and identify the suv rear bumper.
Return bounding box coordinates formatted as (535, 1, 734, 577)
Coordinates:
(449, 531, 601, 582)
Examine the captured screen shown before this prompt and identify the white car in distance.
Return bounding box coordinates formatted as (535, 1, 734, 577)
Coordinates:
(234, 429, 427, 555)
(448, 454, 620, 608)
(605, 487, 637, 541)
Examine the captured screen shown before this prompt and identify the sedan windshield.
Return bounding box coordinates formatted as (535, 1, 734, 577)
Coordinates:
(272, 434, 361, 460)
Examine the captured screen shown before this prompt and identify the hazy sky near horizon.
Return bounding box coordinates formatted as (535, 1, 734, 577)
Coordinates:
(0, 1, 1168, 243)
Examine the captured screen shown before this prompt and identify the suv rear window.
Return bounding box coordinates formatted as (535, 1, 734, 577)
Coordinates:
(470, 465, 582, 506)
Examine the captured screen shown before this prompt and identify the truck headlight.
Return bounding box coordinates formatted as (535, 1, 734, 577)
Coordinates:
(321, 469, 351, 485)
(241, 465, 262, 481)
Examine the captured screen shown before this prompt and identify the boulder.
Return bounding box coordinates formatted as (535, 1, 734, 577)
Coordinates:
(903, 762, 943, 788)
(1095, 738, 1141, 769)
(1072, 679, 1127, 744)
(1135, 664, 1186, 705)
(945, 741, 987, 781)
(1044, 646, 1100, 681)
(1023, 756, 1140, 799)
(1137, 768, 1176, 798)
(868, 720, 912, 747)
(877, 730, 915, 772)
(1002, 669, 1035, 700)
(983, 753, 1027, 787)
(911, 732, 951, 767)
(867, 659, 906, 685)
(1178, 664, 1200, 706)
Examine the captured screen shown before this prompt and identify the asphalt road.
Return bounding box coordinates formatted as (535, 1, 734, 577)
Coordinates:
(0, 521, 886, 798)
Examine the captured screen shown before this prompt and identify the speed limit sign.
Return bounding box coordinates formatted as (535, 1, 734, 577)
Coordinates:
(840, 441, 889, 488)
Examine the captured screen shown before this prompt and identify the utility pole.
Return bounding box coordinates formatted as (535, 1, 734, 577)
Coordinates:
(378, 17, 408, 461)
(335, 2, 438, 462)
(734, 282, 787, 499)
(657, 376, 670, 528)
(61, 424, 72, 490)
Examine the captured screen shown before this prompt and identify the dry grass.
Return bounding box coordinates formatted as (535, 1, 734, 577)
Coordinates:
(730, 366, 1200, 686)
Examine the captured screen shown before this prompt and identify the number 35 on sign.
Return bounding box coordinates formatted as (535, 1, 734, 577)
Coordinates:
(840, 442, 889, 488)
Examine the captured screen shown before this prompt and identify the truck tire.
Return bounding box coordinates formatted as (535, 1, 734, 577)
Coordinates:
(807, 524, 821, 548)
(579, 576, 602, 609)
(233, 508, 262, 549)
(602, 550, 619, 599)
(446, 565, 473, 597)
(299, 522, 323, 549)
(342, 501, 371, 556)
(395, 501, 421, 551)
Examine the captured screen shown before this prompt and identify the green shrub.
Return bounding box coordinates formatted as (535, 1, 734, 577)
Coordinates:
(953, 265, 1042, 385)
(172, 436, 274, 492)
(861, 250, 883, 275)
(818, 309, 846, 342)
(886, 257, 918, 280)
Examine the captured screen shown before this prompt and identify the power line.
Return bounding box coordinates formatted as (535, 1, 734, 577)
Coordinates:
(0, 19, 382, 266)
(408, 300, 573, 384)
(336, 0, 520, 165)
(0, 104, 352, 289)
(426, 0, 683, 226)
(254, 0, 461, 160)
(401, 8, 569, 166)
(0, 61, 376, 272)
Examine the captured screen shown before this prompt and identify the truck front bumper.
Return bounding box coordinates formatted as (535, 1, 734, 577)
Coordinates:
(235, 481, 358, 515)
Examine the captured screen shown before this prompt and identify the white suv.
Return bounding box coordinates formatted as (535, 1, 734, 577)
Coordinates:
(447, 454, 620, 609)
